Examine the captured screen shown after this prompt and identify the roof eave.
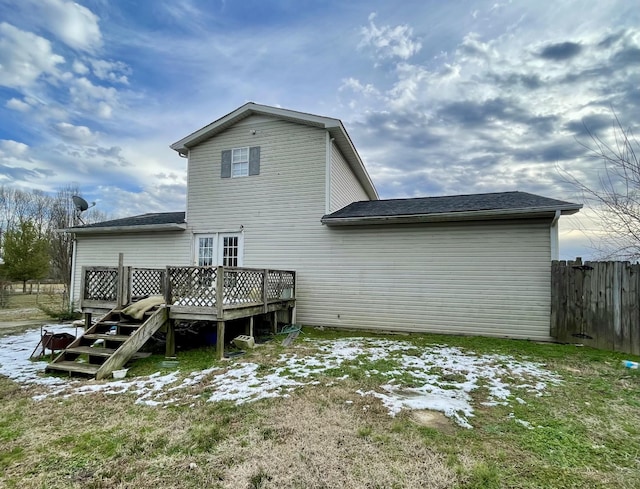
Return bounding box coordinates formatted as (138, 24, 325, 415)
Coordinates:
(321, 205, 582, 226)
(171, 103, 339, 153)
(61, 223, 187, 234)
(326, 123, 379, 201)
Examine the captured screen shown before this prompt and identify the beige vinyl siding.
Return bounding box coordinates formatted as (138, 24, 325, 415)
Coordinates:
(306, 220, 553, 341)
(71, 232, 191, 305)
(186, 116, 327, 236)
(329, 141, 370, 212)
(186, 116, 553, 340)
(186, 116, 330, 325)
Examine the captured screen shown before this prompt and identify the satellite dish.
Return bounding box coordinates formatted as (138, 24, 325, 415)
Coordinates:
(72, 195, 89, 212)
(72, 195, 96, 224)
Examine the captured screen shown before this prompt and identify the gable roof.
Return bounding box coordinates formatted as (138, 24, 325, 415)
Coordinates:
(170, 102, 378, 200)
(64, 212, 186, 234)
(321, 191, 581, 226)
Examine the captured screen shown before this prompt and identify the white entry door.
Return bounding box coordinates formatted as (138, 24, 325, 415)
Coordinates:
(195, 233, 243, 267)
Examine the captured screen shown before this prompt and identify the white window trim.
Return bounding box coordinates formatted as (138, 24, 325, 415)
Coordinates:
(218, 232, 244, 267)
(195, 234, 217, 267)
(231, 147, 249, 178)
(194, 232, 244, 267)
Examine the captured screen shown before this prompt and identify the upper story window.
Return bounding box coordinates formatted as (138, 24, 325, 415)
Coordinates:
(231, 147, 249, 177)
(221, 146, 260, 178)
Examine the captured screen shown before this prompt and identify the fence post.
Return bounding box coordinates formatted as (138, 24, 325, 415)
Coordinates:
(632, 264, 640, 355)
(613, 261, 623, 351)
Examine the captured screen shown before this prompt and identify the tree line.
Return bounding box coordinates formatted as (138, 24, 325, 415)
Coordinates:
(0, 185, 107, 304)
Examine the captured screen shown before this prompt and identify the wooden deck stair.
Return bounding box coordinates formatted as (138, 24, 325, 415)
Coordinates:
(46, 305, 168, 380)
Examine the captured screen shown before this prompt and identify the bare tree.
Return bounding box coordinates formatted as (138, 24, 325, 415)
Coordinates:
(48, 186, 108, 306)
(565, 113, 640, 260)
(0, 186, 34, 236)
(49, 186, 78, 304)
(30, 190, 53, 238)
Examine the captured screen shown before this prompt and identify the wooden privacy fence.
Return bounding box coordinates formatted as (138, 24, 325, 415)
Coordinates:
(551, 258, 640, 355)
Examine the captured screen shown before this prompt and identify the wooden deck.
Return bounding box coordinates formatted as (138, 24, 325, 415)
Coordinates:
(79, 261, 296, 360)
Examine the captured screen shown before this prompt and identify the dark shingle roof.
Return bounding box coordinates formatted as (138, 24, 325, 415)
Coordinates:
(322, 191, 580, 222)
(72, 212, 186, 229)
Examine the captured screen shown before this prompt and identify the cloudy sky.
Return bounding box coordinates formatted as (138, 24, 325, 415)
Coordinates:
(0, 0, 639, 259)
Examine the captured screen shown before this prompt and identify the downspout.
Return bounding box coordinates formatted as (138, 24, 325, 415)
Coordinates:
(180, 149, 190, 223)
(325, 133, 332, 214)
(550, 210, 561, 260)
(69, 234, 78, 310)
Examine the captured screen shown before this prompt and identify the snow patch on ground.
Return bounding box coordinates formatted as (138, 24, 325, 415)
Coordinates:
(0, 330, 561, 428)
(0, 325, 73, 387)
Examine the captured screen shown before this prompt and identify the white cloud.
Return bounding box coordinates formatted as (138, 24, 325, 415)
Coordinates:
(24, 0, 102, 52)
(72, 59, 89, 74)
(0, 139, 29, 156)
(68, 76, 119, 118)
(359, 12, 422, 61)
(90, 59, 130, 84)
(6, 97, 31, 111)
(53, 122, 97, 144)
(340, 77, 380, 97)
(0, 22, 64, 88)
(97, 101, 113, 118)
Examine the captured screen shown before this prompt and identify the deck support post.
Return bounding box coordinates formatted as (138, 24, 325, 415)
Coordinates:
(216, 321, 225, 360)
(262, 270, 269, 314)
(165, 320, 175, 358)
(84, 312, 92, 330)
(248, 316, 254, 337)
(272, 311, 278, 334)
(215, 266, 225, 360)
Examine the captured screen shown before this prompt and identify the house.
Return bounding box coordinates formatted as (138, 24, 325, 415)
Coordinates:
(67, 102, 581, 342)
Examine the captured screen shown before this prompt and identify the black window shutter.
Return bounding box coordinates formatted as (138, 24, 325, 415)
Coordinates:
(221, 150, 231, 178)
(249, 146, 260, 175)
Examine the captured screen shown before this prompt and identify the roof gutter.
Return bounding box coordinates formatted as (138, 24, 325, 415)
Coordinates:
(321, 205, 582, 226)
(60, 223, 187, 235)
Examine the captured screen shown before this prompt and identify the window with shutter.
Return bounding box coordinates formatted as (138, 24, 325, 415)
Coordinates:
(221, 146, 260, 178)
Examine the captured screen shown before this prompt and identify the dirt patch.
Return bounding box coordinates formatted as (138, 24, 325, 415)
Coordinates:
(410, 410, 456, 433)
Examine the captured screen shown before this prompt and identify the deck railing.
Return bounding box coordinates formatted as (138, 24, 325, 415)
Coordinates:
(130, 268, 165, 300)
(80, 267, 119, 309)
(166, 266, 296, 317)
(81, 265, 295, 318)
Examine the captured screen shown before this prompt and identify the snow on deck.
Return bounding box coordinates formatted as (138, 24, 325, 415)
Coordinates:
(0, 328, 561, 428)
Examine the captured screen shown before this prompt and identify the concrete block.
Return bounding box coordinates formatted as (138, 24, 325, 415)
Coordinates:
(232, 335, 255, 349)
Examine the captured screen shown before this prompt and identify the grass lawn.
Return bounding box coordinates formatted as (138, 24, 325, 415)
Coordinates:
(0, 286, 68, 324)
(1, 327, 639, 488)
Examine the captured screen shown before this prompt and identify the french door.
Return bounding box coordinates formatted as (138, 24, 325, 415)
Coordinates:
(195, 233, 243, 267)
